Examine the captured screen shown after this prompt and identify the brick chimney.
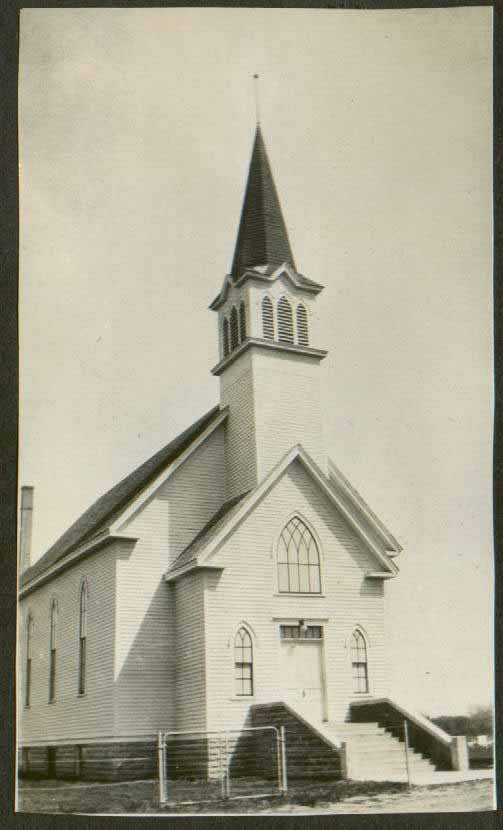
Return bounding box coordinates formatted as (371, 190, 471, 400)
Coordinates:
(19, 486, 34, 573)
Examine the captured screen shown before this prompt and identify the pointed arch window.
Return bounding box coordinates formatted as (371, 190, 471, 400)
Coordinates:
(262, 296, 274, 340)
(277, 516, 321, 594)
(277, 297, 294, 344)
(234, 627, 253, 696)
(49, 600, 57, 702)
(78, 581, 88, 695)
(222, 317, 230, 357)
(25, 613, 34, 707)
(239, 301, 247, 343)
(296, 304, 309, 346)
(230, 306, 239, 351)
(350, 630, 369, 694)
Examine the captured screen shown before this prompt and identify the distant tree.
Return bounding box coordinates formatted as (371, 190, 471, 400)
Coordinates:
(467, 705, 493, 737)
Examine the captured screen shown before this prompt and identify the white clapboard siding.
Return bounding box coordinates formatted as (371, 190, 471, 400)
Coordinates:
(219, 350, 258, 501)
(113, 426, 225, 736)
(203, 459, 388, 732)
(18, 543, 118, 745)
(174, 571, 207, 731)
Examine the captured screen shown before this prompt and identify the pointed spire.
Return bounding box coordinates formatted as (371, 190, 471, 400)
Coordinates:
(230, 126, 296, 279)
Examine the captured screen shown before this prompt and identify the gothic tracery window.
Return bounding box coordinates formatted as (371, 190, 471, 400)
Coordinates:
(277, 516, 321, 594)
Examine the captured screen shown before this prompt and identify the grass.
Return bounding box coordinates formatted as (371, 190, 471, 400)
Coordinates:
(18, 778, 410, 814)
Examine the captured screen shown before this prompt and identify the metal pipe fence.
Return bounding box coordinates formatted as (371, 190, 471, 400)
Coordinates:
(158, 725, 287, 805)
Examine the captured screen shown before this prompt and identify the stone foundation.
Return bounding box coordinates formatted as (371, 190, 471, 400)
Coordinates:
(19, 741, 158, 782)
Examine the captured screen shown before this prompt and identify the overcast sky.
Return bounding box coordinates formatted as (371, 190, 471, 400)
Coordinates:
(19, 7, 493, 716)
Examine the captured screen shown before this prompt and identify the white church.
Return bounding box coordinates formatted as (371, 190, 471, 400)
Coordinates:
(18, 125, 467, 782)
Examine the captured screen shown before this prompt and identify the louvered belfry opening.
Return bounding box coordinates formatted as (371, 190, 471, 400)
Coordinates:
(223, 318, 230, 357)
(262, 296, 274, 340)
(239, 301, 247, 342)
(296, 304, 309, 346)
(277, 297, 294, 343)
(230, 306, 239, 351)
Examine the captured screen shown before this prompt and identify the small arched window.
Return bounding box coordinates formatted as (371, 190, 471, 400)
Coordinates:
(277, 297, 294, 344)
(262, 296, 274, 340)
(277, 516, 321, 594)
(350, 630, 369, 694)
(222, 317, 230, 357)
(78, 581, 88, 695)
(239, 301, 247, 343)
(230, 306, 239, 352)
(234, 627, 253, 696)
(296, 304, 309, 346)
(49, 600, 57, 702)
(25, 613, 34, 707)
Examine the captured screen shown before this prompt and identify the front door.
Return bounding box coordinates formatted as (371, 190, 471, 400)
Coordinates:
(279, 639, 325, 722)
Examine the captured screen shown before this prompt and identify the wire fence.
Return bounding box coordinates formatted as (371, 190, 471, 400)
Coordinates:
(158, 725, 287, 805)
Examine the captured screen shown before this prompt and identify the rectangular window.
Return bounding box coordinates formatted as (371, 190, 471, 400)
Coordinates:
(49, 649, 56, 702)
(280, 625, 323, 640)
(235, 663, 253, 696)
(352, 662, 369, 694)
(78, 637, 86, 695)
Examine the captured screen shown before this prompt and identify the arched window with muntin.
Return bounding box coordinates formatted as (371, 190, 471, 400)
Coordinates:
(49, 599, 57, 702)
(234, 627, 253, 696)
(277, 516, 321, 594)
(296, 304, 309, 346)
(277, 297, 294, 344)
(78, 581, 88, 695)
(262, 296, 274, 340)
(350, 629, 369, 694)
(222, 317, 230, 357)
(230, 306, 239, 351)
(239, 301, 247, 343)
(25, 613, 34, 707)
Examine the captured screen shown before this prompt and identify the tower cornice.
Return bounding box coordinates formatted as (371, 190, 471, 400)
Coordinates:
(211, 336, 328, 376)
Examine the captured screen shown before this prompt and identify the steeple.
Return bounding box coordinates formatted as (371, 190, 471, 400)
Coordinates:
(230, 126, 296, 279)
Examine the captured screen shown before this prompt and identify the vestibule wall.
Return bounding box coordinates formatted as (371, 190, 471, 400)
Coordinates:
(203, 459, 389, 732)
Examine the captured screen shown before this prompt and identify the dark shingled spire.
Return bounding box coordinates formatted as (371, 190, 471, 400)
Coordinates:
(231, 126, 296, 279)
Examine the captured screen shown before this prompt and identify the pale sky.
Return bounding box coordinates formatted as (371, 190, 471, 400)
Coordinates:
(19, 7, 493, 716)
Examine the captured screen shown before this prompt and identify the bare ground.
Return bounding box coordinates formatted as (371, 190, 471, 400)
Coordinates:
(17, 776, 495, 814)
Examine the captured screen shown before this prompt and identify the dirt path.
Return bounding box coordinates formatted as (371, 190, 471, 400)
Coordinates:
(259, 779, 495, 814)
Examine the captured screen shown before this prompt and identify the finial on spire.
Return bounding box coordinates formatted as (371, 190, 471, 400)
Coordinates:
(253, 74, 261, 125)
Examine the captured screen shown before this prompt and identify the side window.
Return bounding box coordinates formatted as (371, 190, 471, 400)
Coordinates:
(234, 627, 253, 696)
(49, 599, 57, 702)
(25, 613, 34, 707)
(79, 581, 88, 695)
(277, 297, 294, 344)
(350, 629, 369, 694)
(262, 296, 274, 340)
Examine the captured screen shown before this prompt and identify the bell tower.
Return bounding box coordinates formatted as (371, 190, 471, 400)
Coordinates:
(211, 126, 328, 500)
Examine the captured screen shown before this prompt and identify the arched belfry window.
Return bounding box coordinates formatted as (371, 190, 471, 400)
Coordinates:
(25, 613, 34, 707)
(230, 306, 239, 352)
(262, 296, 274, 340)
(350, 629, 369, 694)
(296, 304, 309, 346)
(239, 301, 247, 343)
(222, 317, 230, 357)
(234, 627, 253, 696)
(49, 599, 57, 702)
(78, 581, 88, 695)
(277, 297, 294, 344)
(277, 516, 321, 594)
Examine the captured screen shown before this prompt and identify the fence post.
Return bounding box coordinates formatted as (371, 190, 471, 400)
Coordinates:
(403, 720, 411, 790)
(224, 733, 231, 798)
(280, 725, 288, 793)
(158, 732, 167, 804)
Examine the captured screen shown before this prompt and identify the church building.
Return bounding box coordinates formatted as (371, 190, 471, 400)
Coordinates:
(18, 125, 467, 782)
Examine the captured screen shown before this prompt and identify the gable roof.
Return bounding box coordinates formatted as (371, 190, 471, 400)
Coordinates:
(21, 405, 224, 589)
(165, 444, 401, 582)
(230, 125, 296, 279)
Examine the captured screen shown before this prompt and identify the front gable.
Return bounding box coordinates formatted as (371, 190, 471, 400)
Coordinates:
(165, 445, 400, 583)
